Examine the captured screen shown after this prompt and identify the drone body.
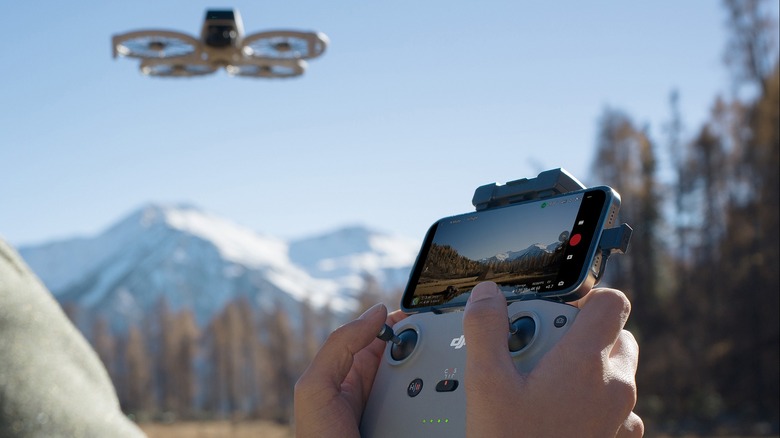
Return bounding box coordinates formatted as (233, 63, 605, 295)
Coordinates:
(112, 9, 328, 78)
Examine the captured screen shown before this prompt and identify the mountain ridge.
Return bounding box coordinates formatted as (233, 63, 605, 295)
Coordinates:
(18, 203, 420, 332)
(481, 241, 562, 263)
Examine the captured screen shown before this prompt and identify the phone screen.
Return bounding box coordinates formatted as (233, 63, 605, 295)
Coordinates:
(401, 188, 611, 311)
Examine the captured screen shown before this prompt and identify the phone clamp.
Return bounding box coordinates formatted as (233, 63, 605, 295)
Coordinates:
(472, 168, 587, 211)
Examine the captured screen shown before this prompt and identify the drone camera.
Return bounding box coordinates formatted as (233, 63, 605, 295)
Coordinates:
(202, 9, 243, 48)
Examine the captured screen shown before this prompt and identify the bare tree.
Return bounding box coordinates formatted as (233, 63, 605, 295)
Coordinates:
(91, 317, 117, 380)
(723, 0, 779, 94)
(124, 325, 154, 417)
(258, 301, 296, 423)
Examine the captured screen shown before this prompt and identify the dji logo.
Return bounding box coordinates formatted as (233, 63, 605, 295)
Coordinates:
(450, 335, 466, 349)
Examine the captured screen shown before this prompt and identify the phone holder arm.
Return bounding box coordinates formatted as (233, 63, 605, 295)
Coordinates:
(599, 223, 633, 255)
(594, 223, 633, 280)
(472, 168, 587, 211)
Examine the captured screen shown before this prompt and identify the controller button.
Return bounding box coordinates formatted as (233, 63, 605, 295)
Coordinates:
(554, 315, 568, 328)
(391, 328, 419, 361)
(435, 379, 459, 392)
(508, 316, 536, 352)
(407, 378, 424, 397)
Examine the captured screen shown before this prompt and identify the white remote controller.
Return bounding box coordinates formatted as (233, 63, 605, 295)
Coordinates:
(360, 299, 579, 438)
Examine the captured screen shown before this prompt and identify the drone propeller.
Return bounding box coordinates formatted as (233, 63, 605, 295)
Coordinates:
(113, 30, 201, 59)
(226, 59, 307, 78)
(241, 31, 328, 60)
(139, 58, 217, 77)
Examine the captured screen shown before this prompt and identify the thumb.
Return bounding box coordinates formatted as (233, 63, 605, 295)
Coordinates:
(297, 303, 388, 394)
(463, 282, 515, 377)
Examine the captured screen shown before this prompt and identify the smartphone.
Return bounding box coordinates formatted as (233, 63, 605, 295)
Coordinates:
(400, 186, 621, 313)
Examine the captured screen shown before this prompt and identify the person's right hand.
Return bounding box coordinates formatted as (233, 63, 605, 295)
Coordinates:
(463, 282, 644, 437)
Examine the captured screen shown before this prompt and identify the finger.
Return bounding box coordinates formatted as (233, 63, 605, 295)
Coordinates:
(463, 282, 515, 376)
(297, 303, 388, 396)
(609, 329, 639, 376)
(387, 309, 408, 326)
(616, 411, 644, 438)
(359, 309, 409, 361)
(348, 308, 411, 401)
(563, 288, 631, 357)
(463, 283, 518, 437)
(606, 330, 639, 421)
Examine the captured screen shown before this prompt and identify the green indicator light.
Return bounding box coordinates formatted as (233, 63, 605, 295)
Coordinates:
(420, 418, 457, 425)
(541, 202, 548, 208)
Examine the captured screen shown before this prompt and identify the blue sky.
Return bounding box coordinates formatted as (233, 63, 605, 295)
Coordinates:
(0, 1, 741, 246)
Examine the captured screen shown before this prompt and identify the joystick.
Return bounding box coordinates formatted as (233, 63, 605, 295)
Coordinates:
(508, 316, 536, 353)
(377, 323, 402, 345)
(377, 324, 419, 361)
(390, 328, 418, 361)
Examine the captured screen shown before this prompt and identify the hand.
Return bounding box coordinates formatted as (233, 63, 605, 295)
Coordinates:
(294, 303, 407, 438)
(463, 282, 644, 437)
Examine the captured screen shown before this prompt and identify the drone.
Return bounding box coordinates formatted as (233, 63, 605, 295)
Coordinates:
(112, 9, 328, 78)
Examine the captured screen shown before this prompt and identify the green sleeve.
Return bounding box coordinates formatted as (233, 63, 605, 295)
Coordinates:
(0, 238, 146, 438)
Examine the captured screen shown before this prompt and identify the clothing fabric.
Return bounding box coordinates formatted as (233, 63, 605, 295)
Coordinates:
(0, 237, 145, 437)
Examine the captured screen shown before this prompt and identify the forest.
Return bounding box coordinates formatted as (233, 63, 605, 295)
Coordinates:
(586, 0, 778, 433)
(69, 1, 778, 435)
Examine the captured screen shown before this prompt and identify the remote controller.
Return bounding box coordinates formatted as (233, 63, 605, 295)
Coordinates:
(359, 169, 631, 437)
(359, 299, 579, 438)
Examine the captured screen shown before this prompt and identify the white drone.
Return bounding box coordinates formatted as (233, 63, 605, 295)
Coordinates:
(112, 9, 328, 78)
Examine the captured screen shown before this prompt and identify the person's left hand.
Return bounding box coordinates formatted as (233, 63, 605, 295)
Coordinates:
(294, 303, 407, 438)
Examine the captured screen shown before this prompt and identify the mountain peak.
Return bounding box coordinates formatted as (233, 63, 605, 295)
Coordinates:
(18, 203, 420, 332)
(109, 202, 289, 270)
(139, 201, 202, 217)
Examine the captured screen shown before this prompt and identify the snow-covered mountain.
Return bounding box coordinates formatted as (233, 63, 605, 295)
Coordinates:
(18, 204, 419, 332)
(481, 241, 562, 263)
(289, 226, 420, 292)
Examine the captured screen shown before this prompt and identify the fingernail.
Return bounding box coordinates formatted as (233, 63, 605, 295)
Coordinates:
(358, 303, 386, 320)
(468, 282, 500, 303)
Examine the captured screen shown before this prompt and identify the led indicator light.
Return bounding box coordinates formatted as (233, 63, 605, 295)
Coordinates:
(421, 418, 450, 424)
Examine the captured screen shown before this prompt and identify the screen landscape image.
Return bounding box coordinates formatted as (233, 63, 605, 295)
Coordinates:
(410, 195, 582, 307)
